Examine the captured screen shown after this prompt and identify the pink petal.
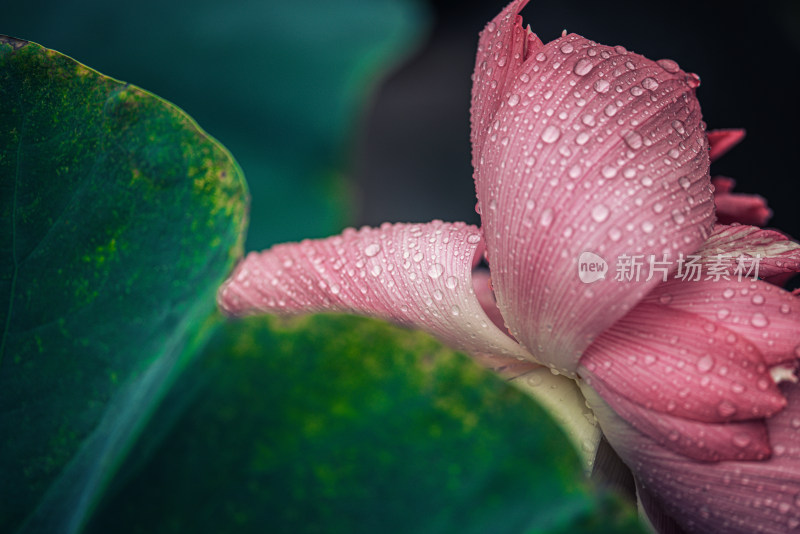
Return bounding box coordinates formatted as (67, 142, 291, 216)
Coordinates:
(472, 269, 508, 333)
(712, 177, 772, 226)
(470, 351, 541, 380)
(644, 278, 800, 367)
(707, 129, 745, 162)
(586, 373, 771, 462)
(579, 303, 785, 423)
(694, 224, 800, 279)
(218, 221, 535, 362)
(470, 0, 714, 373)
(582, 381, 800, 534)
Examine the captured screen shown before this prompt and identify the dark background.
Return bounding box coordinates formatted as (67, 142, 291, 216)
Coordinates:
(356, 0, 800, 243)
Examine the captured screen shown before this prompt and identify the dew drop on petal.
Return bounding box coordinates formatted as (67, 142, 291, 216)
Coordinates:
(594, 79, 611, 93)
(428, 263, 445, 279)
(540, 209, 554, 227)
(697, 354, 714, 373)
(624, 131, 643, 150)
(542, 125, 561, 143)
(508, 93, 520, 107)
(717, 400, 737, 418)
(445, 276, 458, 290)
(751, 313, 769, 328)
(574, 58, 593, 76)
(591, 204, 610, 223)
(722, 288, 735, 299)
(467, 234, 481, 244)
(365, 243, 381, 257)
(642, 77, 659, 90)
(602, 166, 618, 179)
(657, 59, 680, 73)
(671, 120, 686, 135)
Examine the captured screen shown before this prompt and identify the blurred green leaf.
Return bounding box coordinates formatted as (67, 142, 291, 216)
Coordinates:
(0, 38, 247, 533)
(87, 314, 645, 534)
(2, 0, 430, 250)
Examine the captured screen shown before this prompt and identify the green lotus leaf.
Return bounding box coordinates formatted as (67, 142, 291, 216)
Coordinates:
(0, 38, 247, 533)
(87, 314, 644, 534)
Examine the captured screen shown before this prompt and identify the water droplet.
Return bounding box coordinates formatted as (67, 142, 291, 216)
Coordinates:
(568, 165, 582, 179)
(722, 288, 735, 299)
(658, 59, 680, 73)
(671, 210, 686, 224)
(717, 400, 737, 418)
(591, 204, 610, 223)
(467, 234, 481, 244)
(671, 120, 686, 135)
(751, 313, 769, 328)
(751, 294, 765, 305)
(642, 77, 659, 90)
(601, 166, 618, 179)
(428, 263, 445, 279)
(413, 251, 424, 262)
(524, 155, 536, 166)
(576, 132, 590, 145)
(697, 354, 714, 372)
(624, 131, 643, 150)
(780, 303, 791, 314)
(507, 93, 520, 107)
(519, 72, 530, 83)
(330, 283, 341, 295)
(540, 209, 554, 227)
(542, 125, 561, 143)
(716, 308, 730, 320)
(560, 43, 574, 54)
(630, 86, 644, 96)
(641, 221, 655, 233)
(365, 243, 381, 257)
(370, 264, 382, 277)
(608, 228, 622, 241)
(535, 52, 547, 62)
(604, 103, 618, 117)
(732, 433, 752, 448)
(594, 79, 611, 93)
(641, 176, 654, 187)
(445, 276, 458, 290)
(450, 305, 461, 316)
(574, 58, 593, 76)
(678, 176, 692, 190)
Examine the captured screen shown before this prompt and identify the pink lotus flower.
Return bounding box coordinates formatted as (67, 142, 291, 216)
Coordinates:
(218, 0, 800, 531)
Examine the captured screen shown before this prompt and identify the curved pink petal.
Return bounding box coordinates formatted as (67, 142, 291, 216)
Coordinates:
(472, 269, 508, 333)
(218, 221, 535, 362)
(470, 0, 714, 373)
(645, 278, 800, 367)
(582, 381, 800, 534)
(693, 224, 800, 278)
(586, 372, 770, 462)
(712, 177, 772, 226)
(579, 303, 785, 423)
(707, 129, 745, 162)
